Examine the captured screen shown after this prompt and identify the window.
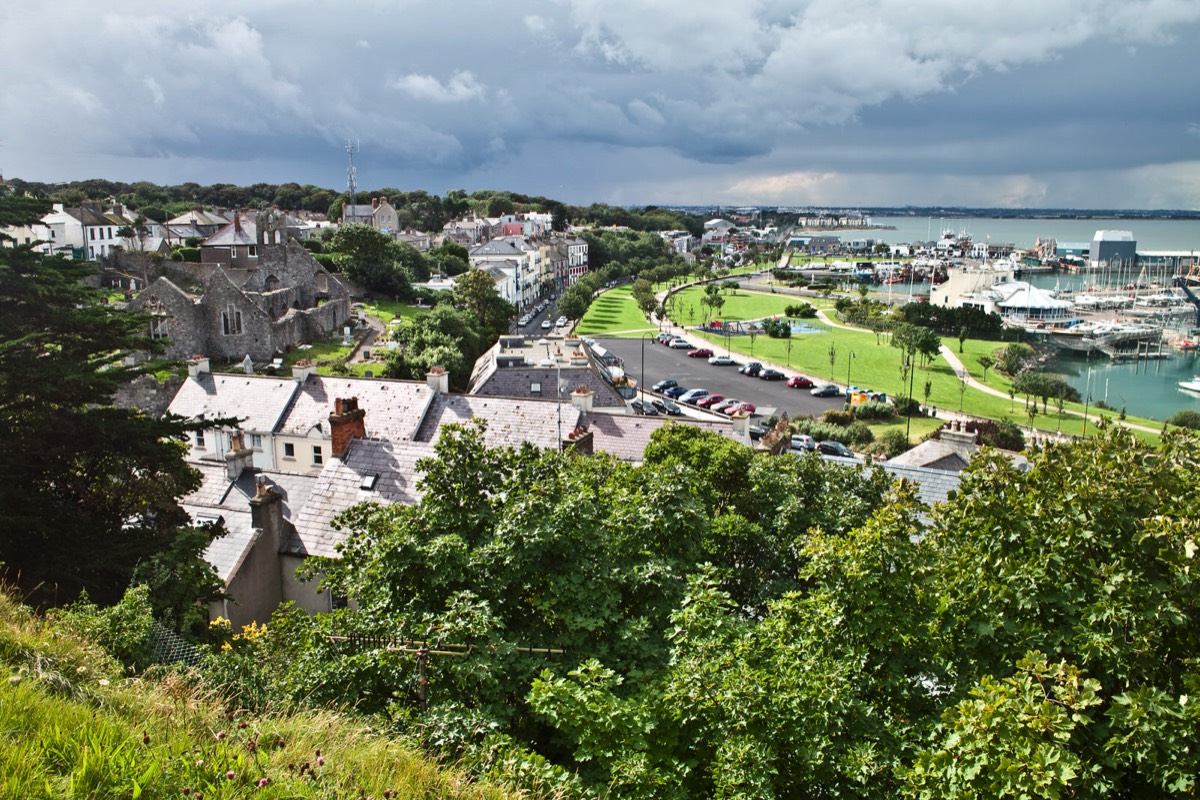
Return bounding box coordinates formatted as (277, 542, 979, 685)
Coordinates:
(221, 305, 243, 335)
(530, 382, 542, 394)
(248, 245, 257, 257)
(250, 434, 263, 450)
(89, 229, 96, 240)
(312, 446, 323, 466)
(194, 431, 205, 449)
(283, 443, 295, 459)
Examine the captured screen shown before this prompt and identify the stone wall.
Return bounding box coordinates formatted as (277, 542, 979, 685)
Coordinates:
(112, 373, 184, 417)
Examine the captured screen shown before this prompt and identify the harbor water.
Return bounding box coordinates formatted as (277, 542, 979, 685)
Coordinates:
(864, 216, 1200, 422)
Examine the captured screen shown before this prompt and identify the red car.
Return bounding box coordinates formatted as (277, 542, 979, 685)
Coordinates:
(688, 347, 714, 358)
(724, 401, 756, 415)
(787, 375, 814, 389)
(695, 393, 726, 409)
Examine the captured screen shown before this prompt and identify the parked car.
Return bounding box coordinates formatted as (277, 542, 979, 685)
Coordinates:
(678, 388, 710, 405)
(811, 384, 841, 397)
(709, 398, 740, 414)
(787, 375, 814, 389)
(652, 378, 679, 393)
(790, 434, 817, 451)
(708, 354, 735, 366)
(724, 401, 756, 416)
(668, 338, 692, 349)
(540, 319, 552, 329)
(759, 368, 786, 381)
(652, 397, 683, 415)
(688, 347, 714, 358)
(663, 385, 690, 399)
(817, 440, 855, 458)
(738, 361, 763, 376)
(748, 424, 767, 441)
(630, 400, 659, 416)
(695, 393, 726, 409)
(655, 332, 676, 344)
(556, 316, 568, 327)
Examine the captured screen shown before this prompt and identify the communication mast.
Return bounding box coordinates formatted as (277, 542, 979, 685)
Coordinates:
(345, 139, 359, 206)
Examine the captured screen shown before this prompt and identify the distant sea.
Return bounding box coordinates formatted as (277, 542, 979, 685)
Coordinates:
(867, 216, 1200, 252)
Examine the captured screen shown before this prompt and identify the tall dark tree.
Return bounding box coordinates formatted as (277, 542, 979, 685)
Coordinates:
(0, 198, 222, 616)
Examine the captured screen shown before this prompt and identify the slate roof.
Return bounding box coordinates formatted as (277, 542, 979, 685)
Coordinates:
(168, 373, 298, 433)
(277, 375, 435, 441)
(874, 461, 963, 510)
(286, 438, 434, 558)
(414, 393, 581, 451)
(583, 414, 746, 463)
(203, 213, 258, 247)
(183, 464, 320, 581)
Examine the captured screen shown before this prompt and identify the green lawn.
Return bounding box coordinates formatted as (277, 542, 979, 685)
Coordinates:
(575, 285, 657, 336)
(361, 300, 428, 325)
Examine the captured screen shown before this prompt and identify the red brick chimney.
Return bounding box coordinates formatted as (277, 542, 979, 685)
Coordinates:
(329, 397, 366, 459)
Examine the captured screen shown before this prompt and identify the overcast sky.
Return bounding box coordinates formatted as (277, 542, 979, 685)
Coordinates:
(3, 1, 1199, 210)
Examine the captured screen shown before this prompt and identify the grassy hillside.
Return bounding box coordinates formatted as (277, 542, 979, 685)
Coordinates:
(0, 592, 519, 800)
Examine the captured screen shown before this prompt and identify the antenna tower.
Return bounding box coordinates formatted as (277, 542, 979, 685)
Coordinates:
(345, 139, 359, 205)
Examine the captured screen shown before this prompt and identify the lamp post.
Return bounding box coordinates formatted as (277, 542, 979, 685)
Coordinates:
(905, 354, 916, 443)
(640, 332, 655, 404)
(846, 351, 855, 391)
(1082, 367, 1092, 436)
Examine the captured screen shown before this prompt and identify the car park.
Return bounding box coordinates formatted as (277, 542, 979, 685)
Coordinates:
(678, 388, 710, 405)
(817, 441, 855, 458)
(790, 434, 817, 451)
(708, 354, 735, 366)
(738, 361, 763, 376)
(724, 401, 756, 415)
(759, 368, 786, 381)
(695, 393, 726, 409)
(663, 385, 690, 399)
(787, 375, 814, 389)
(688, 347, 714, 358)
(652, 397, 683, 415)
(652, 378, 678, 393)
(811, 384, 841, 397)
(668, 338, 692, 349)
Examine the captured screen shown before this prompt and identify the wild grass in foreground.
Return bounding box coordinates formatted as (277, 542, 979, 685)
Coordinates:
(0, 592, 521, 800)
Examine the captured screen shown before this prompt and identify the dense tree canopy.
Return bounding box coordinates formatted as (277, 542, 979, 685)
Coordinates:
(194, 417, 1200, 799)
(0, 197, 223, 626)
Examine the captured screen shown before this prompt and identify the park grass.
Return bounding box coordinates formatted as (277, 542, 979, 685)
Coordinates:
(576, 285, 657, 337)
(361, 299, 428, 325)
(0, 591, 516, 800)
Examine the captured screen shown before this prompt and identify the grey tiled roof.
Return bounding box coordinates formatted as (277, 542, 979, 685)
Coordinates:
(286, 438, 434, 558)
(276, 375, 434, 440)
(874, 461, 963, 510)
(182, 464, 320, 581)
(414, 393, 581, 451)
(584, 414, 746, 463)
(168, 373, 298, 433)
(189, 506, 255, 583)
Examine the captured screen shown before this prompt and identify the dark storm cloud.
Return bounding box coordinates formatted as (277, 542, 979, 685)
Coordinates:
(2, 1, 1198, 208)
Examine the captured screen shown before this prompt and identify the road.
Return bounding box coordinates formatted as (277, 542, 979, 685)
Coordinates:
(596, 336, 846, 420)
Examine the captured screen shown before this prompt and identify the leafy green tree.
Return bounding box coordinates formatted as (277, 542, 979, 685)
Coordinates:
(327, 223, 417, 298)
(0, 198, 222, 615)
(977, 354, 995, 381)
(450, 268, 515, 342)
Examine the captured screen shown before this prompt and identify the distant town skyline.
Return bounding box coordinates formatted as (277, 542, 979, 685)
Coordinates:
(3, 2, 1199, 211)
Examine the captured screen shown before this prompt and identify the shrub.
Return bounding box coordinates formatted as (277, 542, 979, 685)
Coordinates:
(822, 409, 854, 427)
(852, 401, 894, 421)
(845, 421, 874, 446)
(960, 418, 1026, 451)
(785, 303, 817, 319)
(892, 394, 922, 416)
(1168, 409, 1200, 430)
(868, 429, 911, 458)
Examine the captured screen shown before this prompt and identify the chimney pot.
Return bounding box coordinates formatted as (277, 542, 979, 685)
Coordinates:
(425, 366, 450, 394)
(188, 356, 211, 379)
